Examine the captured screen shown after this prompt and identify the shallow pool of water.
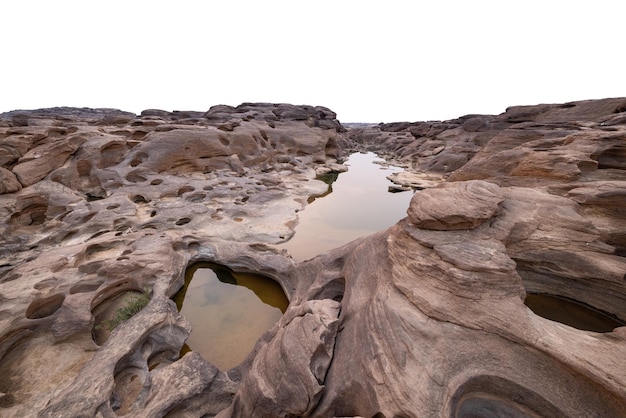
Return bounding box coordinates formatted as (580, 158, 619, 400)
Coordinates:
(174, 263, 288, 370)
(280, 152, 414, 261)
(174, 153, 413, 367)
(525, 293, 625, 332)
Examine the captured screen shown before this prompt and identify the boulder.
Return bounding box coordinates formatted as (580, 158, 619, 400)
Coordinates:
(0, 167, 21, 194)
(13, 134, 86, 186)
(407, 180, 504, 230)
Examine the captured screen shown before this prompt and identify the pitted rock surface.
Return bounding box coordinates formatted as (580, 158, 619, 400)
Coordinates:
(1, 99, 626, 417)
(0, 103, 346, 416)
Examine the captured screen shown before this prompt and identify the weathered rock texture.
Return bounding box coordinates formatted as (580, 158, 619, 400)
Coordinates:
(0, 104, 346, 416)
(1, 98, 625, 417)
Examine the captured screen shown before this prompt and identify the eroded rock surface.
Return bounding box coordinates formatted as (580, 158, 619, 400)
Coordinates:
(406, 180, 504, 230)
(0, 104, 346, 416)
(1, 99, 625, 417)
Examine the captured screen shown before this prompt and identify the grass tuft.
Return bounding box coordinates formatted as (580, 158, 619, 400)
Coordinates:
(96, 289, 150, 331)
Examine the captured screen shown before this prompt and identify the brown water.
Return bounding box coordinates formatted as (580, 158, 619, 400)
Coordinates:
(279, 152, 414, 261)
(174, 263, 288, 370)
(175, 153, 413, 367)
(525, 293, 625, 332)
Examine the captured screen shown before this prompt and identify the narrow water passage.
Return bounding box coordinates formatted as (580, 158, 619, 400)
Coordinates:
(174, 263, 288, 370)
(280, 152, 414, 261)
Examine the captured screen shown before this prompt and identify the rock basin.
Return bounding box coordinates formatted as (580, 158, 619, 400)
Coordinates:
(174, 263, 288, 370)
(524, 293, 625, 333)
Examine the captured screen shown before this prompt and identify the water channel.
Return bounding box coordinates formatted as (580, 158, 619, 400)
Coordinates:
(174, 151, 625, 369)
(279, 152, 414, 261)
(175, 152, 414, 369)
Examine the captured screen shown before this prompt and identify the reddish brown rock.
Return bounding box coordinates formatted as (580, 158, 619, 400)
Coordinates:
(406, 180, 504, 230)
(0, 167, 21, 194)
(1, 99, 625, 417)
(12, 134, 86, 187)
(0, 104, 347, 416)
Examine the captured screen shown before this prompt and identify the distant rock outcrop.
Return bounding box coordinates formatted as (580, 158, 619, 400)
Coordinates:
(1, 99, 625, 417)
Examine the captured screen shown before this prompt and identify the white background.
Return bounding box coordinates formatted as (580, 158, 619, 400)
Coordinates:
(2, 1, 623, 122)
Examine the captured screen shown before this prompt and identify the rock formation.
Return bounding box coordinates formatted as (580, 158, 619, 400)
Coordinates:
(0, 104, 345, 416)
(1, 98, 625, 417)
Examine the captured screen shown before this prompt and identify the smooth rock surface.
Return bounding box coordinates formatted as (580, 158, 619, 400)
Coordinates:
(406, 180, 504, 230)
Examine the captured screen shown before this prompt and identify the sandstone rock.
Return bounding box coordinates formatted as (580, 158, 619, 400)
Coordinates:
(501, 98, 626, 124)
(1, 99, 626, 417)
(140, 109, 173, 118)
(141, 351, 237, 417)
(461, 115, 487, 132)
(567, 181, 626, 208)
(0, 129, 48, 166)
(204, 104, 237, 118)
(125, 128, 232, 174)
(0, 167, 21, 194)
(0, 107, 135, 125)
(294, 192, 625, 417)
(350, 98, 626, 187)
(12, 134, 86, 186)
(407, 180, 504, 230)
(37, 297, 192, 417)
(0, 102, 349, 416)
(220, 299, 340, 417)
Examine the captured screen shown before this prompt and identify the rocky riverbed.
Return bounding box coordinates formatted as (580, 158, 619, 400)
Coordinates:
(1, 99, 625, 417)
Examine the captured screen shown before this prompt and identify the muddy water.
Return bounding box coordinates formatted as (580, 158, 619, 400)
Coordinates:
(176, 153, 413, 368)
(280, 152, 414, 261)
(525, 293, 625, 332)
(174, 263, 288, 370)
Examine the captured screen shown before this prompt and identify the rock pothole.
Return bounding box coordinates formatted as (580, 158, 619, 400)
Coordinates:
(91, 289, 150, 345)
(524, 293, 625, 332)
(25, 294, 65, 320)
(175, 217, 191, 226)
(125, 171, 147, 183)
(10, 194, 49, 227)
(449, 375, 565, 418)
(110, 366, 146, 416)
(173, 262, 289, 370)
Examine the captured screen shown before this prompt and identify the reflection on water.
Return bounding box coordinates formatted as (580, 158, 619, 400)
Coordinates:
(280, 152, 414, 261)
(525, 293, 625, 332)
(307, 171, 339, 204)
(174, 263, 289, 370)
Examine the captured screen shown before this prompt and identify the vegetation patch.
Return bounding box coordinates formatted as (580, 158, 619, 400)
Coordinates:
(96, 290, 150, 331)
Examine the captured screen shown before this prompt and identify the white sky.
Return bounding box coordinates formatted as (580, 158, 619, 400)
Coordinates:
(2, 1, 624, 122)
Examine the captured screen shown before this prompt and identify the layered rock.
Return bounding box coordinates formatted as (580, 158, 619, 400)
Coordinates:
(297, 181, 626, 417)
(0, 104, 347, 416)
(224, 99, 626, 416)
(351, 98, 626, 181)
(1, 98, 625, 417)
(221, 175, 625, 417)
